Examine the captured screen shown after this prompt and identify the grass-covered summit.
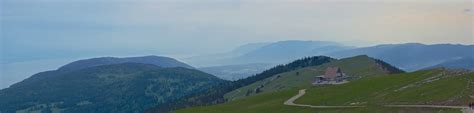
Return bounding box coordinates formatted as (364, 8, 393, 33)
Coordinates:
(225, 55, 403, 100)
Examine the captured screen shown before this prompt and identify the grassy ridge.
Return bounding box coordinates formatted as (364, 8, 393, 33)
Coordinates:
(225, 55, 400, 100)
(378, 70, 473, 105)
(297, 69, 474, 106)
(175, 69, 473, 113)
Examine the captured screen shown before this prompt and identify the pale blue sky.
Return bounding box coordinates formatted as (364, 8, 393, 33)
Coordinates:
(0, 0, 473, 88)
(2, 0, 473, 62)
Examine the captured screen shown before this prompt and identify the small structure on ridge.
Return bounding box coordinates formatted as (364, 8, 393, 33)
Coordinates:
(312, 67, 348, 85)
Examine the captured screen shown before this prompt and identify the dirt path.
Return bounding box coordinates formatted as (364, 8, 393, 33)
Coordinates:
(385, 105, 473, 113)
(284, 89, 473, 113)
(384, 105, 467, 109)
(283, 89, 365, 108)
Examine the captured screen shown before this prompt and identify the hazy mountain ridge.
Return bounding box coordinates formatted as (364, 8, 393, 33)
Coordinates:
(184, 41, 352, 81)
(229, 42, 272, 55)
(185, 40, 351, 66)
(185, 41, 472, 82)
(184, 42, 270, 67)
(327, 43, 474, 71)
(425, 57, 474, 70)
(232, 40, 352, 64)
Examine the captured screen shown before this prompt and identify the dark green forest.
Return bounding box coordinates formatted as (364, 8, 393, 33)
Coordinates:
(0, 63, 224, 113)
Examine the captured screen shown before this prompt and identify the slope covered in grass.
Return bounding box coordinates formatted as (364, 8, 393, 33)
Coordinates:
(297, 69, 474, 106)
(175, 69, 473, 113)
(225, 55, 403, 100)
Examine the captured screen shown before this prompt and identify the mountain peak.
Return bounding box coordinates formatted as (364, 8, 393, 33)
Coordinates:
(1, 62, 223, 113)
(58, 56, 194, 72)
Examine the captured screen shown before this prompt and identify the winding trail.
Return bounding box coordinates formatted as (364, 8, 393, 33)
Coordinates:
(283, 89, 365, 108)
(384, 105, 467, 109)
(385, 105, 473, 113)
(284, 89, 474, 113)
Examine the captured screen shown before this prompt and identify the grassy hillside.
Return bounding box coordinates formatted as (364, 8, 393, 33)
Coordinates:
(175, 69, 473, 113)
(224, 56, 335, 99)
(225, 55, 402, 100)
(297, 69, 473, 106)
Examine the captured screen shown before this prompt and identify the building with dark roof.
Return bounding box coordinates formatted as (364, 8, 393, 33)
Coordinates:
(312, 67, 348, 85)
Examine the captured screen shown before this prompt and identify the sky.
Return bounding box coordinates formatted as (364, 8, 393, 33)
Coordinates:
(0, 0, 473, 89)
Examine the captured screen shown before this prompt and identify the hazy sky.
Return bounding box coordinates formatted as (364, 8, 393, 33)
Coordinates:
(2, 0, 473, 61)
(0, 0, 473, 88)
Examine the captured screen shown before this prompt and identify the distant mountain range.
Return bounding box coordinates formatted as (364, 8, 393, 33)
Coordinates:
(424, 57, 474, 70)
(186, 40, 352, 66)
(0, 56, 225, 113)
(187, 40, 353, 80)
(184, 42, 270, 67)
(232, 40, 352, 64)
(328, 43, 474, 71)
(186, 41, 474, 72)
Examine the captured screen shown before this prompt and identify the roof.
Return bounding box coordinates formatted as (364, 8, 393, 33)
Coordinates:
(324, 67, 342, 79)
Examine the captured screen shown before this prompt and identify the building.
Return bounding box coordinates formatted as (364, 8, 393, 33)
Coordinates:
(312, 67, 348, 85)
